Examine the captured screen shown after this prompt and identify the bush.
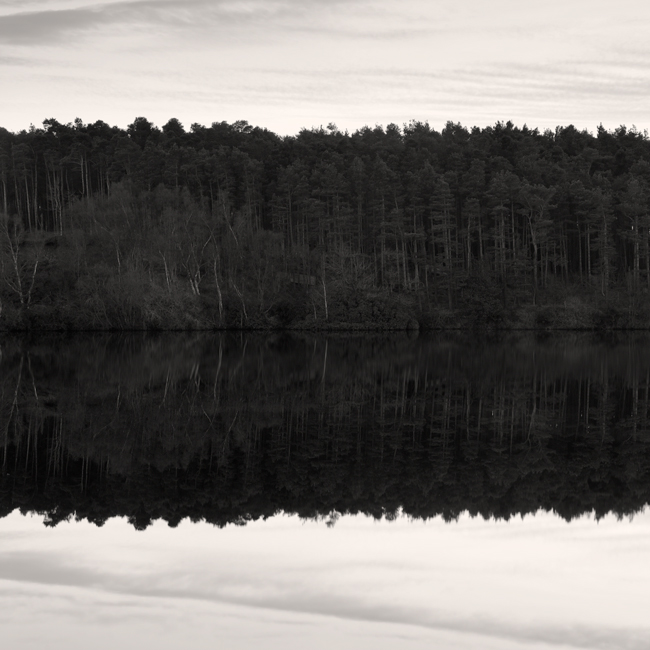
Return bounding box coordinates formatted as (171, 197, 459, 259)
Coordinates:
(593, 305, 625, 330)
(0, 299, 24, 330)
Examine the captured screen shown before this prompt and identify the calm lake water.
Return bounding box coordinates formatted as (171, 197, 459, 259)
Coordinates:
(1, 332, 649, 649)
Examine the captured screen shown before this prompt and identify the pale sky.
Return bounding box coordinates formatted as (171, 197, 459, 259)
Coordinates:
(1, 510, 649, 650)
(1, 0, 650, 135)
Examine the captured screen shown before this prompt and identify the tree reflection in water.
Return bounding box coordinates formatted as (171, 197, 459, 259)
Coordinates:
(1, 332, 650, 529)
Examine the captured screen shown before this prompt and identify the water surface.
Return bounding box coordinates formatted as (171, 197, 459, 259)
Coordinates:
(1, 332, 649, 649)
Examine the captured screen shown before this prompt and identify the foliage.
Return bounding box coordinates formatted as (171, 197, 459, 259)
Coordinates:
(2, 118, 650, 330)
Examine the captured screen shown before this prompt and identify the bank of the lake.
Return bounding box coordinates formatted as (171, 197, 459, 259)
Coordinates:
(1, 250, 648, 333)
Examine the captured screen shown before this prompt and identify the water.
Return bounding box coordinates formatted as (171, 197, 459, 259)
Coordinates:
(1, 332, 649, 649)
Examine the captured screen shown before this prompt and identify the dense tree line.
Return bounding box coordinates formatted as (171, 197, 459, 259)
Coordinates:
(2, 333, 650, 527)
(1, 117, 650, 329)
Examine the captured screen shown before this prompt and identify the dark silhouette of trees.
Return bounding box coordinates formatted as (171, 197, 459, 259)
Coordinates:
(1, 117, 650, 330)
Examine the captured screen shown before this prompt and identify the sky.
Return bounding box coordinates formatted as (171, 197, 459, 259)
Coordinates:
(1, 510, 649, 650)
(1, 0, 650, 136)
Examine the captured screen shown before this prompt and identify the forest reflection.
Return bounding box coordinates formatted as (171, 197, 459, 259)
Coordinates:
(1, 332, 650, 529)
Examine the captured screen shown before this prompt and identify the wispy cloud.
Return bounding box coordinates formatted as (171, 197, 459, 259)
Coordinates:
(0, 53, 34, 64)
(1, 0, 648, 48)
(0, 0, 389, 46)
(198, 59, 650, 109)
(0, 0, 213, 44)
(283, 24, 436, 40)
(0, 5, 105, 43)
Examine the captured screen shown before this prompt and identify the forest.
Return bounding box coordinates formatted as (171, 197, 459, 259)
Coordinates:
(2, 117, 650, 330)
(2, 333, 650, 528)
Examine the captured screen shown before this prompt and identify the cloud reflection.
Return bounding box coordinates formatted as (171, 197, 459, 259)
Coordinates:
(0, 512, 649, 649)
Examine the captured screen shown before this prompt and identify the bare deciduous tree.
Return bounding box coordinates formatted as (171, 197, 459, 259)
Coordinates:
(0, 214, 42, 310)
